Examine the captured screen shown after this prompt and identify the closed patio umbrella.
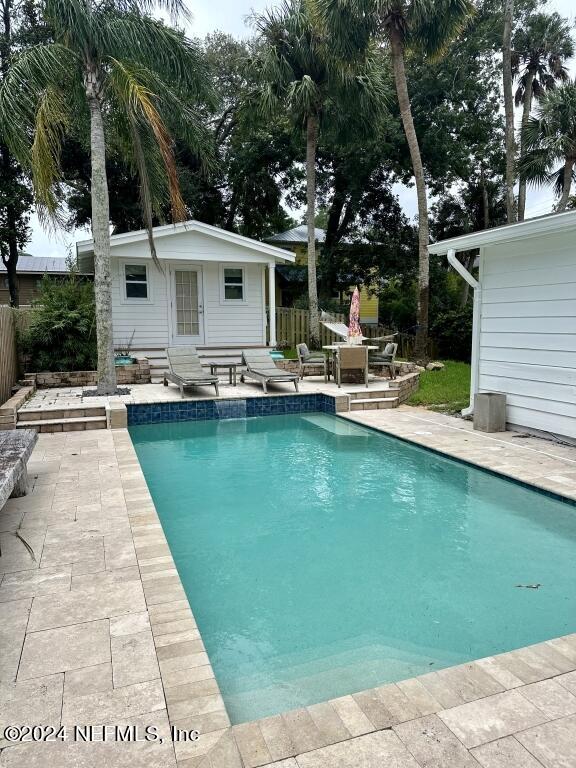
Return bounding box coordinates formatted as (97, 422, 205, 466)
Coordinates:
(347, 286, 362, 344)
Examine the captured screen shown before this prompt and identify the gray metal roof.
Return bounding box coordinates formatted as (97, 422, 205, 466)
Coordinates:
(266, 226, 326, 244)
(0, 255, 70, 274)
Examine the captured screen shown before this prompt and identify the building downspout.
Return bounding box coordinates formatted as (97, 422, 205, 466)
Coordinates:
(446, 248, 481, 417)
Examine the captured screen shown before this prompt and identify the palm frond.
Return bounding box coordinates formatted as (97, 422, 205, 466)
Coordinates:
(107, 57, 187, 225)
(31, 86, 70, 224)
(0, 43, 79, 164)
(101, 14, 213, 103)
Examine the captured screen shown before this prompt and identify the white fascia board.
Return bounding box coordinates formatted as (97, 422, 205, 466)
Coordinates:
(428, 210, 576, 255)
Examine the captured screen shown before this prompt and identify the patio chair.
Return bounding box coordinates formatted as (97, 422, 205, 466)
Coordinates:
(296, 343, 329, 382)
(335, 346, 369, 388)
(240, 349, 299, 394)
(369, 342, 398, 380)
(163, 346, 220, 397)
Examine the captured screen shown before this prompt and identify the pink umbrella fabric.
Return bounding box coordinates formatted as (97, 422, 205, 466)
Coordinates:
(348, 286, 362, 340)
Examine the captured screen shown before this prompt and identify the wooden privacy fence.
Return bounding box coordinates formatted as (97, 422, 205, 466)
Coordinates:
(274, 306, 437, 358)
(0, 307, 19, 404)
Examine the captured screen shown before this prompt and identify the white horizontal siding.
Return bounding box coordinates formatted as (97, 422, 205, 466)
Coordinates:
(202, 263, 265, 345)
(481, 346, 576, 368)
(478, 232, 576, 439)
(111, 259, 170, 348)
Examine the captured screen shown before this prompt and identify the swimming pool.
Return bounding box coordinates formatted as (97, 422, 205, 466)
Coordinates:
(130, 412, 576, 723)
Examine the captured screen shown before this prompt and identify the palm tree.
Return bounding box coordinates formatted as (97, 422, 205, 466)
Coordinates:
(513, 12, 574, 220)
(253, 0, 387, 348)
(0, 0, 212, 394)
(503, 0, 516, 224)
(317, 0, 474, 360)
(520, 80, 576, 213)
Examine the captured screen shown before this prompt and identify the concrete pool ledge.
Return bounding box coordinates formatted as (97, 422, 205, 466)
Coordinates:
(1, 411, 576, 768)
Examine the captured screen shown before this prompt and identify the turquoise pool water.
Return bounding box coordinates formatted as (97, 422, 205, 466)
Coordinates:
(130, 413, 576, 723)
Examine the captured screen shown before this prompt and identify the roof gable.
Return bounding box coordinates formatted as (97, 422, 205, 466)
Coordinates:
(76, 219, 295, 263)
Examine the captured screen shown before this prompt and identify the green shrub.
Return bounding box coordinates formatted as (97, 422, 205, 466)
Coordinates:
(430, 306, 472, 362)
(20, 274, 97, 372)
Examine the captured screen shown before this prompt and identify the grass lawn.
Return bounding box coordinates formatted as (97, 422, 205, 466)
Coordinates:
(408, 360, 471, 414)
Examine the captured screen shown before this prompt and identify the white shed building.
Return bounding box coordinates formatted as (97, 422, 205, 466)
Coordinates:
(429, 210, 576, 441)
(76, 220, 294, 370)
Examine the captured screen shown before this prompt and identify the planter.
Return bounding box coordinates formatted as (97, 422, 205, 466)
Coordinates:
(115, 356, 137, 366)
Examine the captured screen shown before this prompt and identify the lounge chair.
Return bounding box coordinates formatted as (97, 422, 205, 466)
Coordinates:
(163, 346, 220, 397)
(335, 346, 369, 388)
(296, 343, 329, 382)
(369, 342, 398, 380)
(240, 349, 299, 394)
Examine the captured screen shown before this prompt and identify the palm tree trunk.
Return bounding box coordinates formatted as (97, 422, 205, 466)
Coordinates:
(556, 157, 574, 211)
(86, 69, 116, 395)
(306, 113, 320, 349)
(503, 0, 516, 223)
(517, 69, 535, 221)
(389, 30, 429, 362)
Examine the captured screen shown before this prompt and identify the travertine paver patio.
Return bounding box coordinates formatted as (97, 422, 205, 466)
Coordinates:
(18, 374, 396, 411)
(0, 409, 576, 767)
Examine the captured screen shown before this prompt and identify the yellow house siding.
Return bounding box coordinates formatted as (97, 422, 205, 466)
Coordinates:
(359, 286, 379, 324)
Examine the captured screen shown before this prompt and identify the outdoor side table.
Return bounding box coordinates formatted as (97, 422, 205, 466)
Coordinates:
(208, 362, 237, 386)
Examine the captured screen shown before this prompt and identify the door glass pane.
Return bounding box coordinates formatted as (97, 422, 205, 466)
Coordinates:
(175, 270, 199, 336)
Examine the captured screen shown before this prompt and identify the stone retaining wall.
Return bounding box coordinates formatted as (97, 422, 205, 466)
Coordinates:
(392, 371, 420, 404)
(26, 359, 151, 388)
(0, 384, 36, 430)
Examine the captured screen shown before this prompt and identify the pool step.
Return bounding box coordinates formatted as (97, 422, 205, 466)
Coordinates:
(349, 397, 399, 411)
(16, 406, 107, 433)
(348, 389, 395, 400)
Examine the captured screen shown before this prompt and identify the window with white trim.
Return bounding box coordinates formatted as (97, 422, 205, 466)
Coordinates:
(124, 264, 148, 299)
(223, 267, 244, 301)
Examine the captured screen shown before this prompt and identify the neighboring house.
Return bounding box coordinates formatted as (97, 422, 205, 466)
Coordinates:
(75, 220, 295, 363)
(0, 255, 82, 305)
(265, 226, 380, 324)
(429, 210, 576, 441)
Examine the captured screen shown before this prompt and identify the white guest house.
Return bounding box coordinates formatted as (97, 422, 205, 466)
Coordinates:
(429, 210, 576, 441)
(76, 220, 294, 369)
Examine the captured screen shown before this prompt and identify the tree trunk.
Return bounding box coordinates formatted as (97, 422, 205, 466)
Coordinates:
(503, 0, 516, 223)
(389, 30, 429, 362)
(0, 143, 20, 307)
(306, 113, 320, 349)
(0, 1, 19, 307)
(459, 253, 475, 307)
(555, 157, 574, 212)
(86, 69, 116, 395)
(517, 69, 535, 221)
(481, 169, 490, 230)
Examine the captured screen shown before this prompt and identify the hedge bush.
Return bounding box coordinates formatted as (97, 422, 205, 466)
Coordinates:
(20, 274, 97, 372)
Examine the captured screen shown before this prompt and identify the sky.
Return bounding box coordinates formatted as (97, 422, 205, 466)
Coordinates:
(26, 0, 576, 258)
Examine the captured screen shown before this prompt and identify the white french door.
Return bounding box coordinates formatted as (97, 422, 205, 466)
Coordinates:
(170, 266, 204, 345)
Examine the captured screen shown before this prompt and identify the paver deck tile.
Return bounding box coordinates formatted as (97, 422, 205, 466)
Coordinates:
(470, 735, 545, 768)
(515, 714, 576, 768)
(18, 619, 110, 680)
(294, 730, 421, 768)
(518, 679, 576, 719)
(438, 689, 549, 749)
(393, 714, 480, 768)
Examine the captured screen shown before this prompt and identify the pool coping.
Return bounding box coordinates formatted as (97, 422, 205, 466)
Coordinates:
(117, 412, 576, 767)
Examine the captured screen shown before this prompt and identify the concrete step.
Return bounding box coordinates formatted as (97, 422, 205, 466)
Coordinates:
(348, 389, 393, 400)
(350, 397, 398, 411)
(17, 415, 108, 433)
(16, 406, 106, 421)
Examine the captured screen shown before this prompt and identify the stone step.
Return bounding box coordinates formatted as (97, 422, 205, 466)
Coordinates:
(347, 390, 393, 400)
(16, 406, 106, 421)
(17, 415, 108, 433)
(349, 397, 398, 411)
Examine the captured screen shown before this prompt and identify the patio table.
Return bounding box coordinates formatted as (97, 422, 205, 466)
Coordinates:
(208, 361, 238, 386)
